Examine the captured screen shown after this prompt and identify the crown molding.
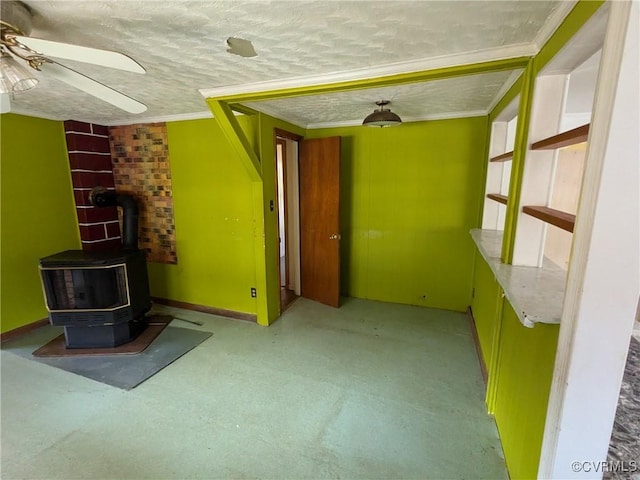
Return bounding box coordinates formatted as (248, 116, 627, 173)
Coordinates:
(4, 108, 219, 126)
(400, 109, 488, 123)
(100, 110, 215, 126)
(9, 104, 489, 131)
(199, 43, 537, 100)
(6, 107, 65, 121)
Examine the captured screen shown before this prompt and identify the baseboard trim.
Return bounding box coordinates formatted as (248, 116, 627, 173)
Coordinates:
(1, 318, 50, 343)
(151, 297, 257, 323)
(467, 306, 488, 385)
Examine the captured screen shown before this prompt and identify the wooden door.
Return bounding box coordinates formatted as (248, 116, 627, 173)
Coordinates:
(299, 136, 341, 307)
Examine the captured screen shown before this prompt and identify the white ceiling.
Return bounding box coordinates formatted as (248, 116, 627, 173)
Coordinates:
(2, 0, 582, 127)
(246, 70, 522, 128)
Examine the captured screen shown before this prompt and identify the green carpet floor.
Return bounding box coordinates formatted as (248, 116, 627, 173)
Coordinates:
(1, 297, 507, 479)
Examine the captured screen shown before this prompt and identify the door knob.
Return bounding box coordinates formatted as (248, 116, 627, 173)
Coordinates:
(329, 234, 341, 240)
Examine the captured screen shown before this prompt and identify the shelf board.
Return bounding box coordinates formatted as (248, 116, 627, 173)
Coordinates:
(489, 151, 514, 162)
(522, 205, 575, 233)
(531, 124, 590, 150)
(486, 193, 508, 205)
(471, 229, 566, 326)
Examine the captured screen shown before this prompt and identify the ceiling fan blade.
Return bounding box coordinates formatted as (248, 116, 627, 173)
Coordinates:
(12, 35, 146, 74)
(40, 61, 147, 114)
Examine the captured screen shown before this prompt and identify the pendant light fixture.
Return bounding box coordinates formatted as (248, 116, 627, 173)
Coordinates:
(362, 100, 402, 127)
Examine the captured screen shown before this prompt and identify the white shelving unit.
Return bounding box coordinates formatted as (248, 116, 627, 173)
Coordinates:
(482, 103, 518, 231)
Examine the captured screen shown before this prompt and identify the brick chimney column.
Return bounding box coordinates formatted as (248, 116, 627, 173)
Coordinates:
(64, 120, 122, 252)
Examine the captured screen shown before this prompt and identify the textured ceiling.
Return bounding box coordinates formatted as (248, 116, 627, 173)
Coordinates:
(247, 70, 522, 128)
(2, 0, 576, 126)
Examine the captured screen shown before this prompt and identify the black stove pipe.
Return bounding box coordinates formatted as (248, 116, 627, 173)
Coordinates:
(89, 187, 139, 250)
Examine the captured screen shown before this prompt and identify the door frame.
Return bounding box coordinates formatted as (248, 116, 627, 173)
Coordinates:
(273, 128, 303, 312)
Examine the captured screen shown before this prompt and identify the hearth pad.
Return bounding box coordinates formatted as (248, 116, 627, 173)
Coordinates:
(2, 316, 212, 389)
(32, 315, 173, 357)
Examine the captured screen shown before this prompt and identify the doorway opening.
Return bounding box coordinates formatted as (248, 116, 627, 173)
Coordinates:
(273, 130, 342, 315)
(275, 131, 301, 312)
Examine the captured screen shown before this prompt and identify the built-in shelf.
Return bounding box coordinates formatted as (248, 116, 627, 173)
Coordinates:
(522, 205, 576, 233)
(471, 229, 566, 327)
(486, 193, 508, 205)
(489, 150, 514, 162)
(531, 123, 590, 150)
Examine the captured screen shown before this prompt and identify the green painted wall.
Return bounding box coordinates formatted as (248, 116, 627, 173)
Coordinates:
(307, 117, 488, 312)
(472, 254, 560, 479)
(0, 114, 80, 333)
(470, 253, 501, 369)
(147, 117, 259, 315)
(493, 302, 559, 479)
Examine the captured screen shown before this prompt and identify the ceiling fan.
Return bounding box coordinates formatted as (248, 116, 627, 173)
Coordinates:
(0, 1, 146, 114)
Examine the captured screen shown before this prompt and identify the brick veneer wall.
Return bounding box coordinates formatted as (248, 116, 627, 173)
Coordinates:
(64, 120, 122, 252)
(108, 123, 177, 264)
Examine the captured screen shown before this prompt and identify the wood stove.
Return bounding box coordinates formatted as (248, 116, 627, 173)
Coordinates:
(39, 188, 151, 348)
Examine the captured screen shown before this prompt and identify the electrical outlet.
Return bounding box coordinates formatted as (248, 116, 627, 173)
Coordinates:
(250, 287, 257, 298)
